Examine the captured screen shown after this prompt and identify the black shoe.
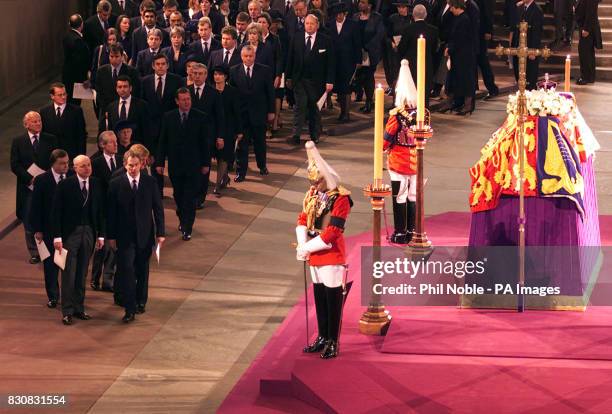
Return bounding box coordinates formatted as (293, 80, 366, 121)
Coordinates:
(310, 136, 319, 144)
(182, 232, 192, 241)
(303, 336, 328, 353)
(576, 78, 589, 85)
(196, 201, 205, 210)
(47, 300, 57, 308)
(62, 315, 73, 325)
(321, 340, 338, 359)
(90, 282, 100, 291)
(234, 174, 245, 183)
(136, 304, 146, 314)
(122, 312, 135, 323)
(390, 231, 408, 244)
(101, 286, 113, 292)
(259, 167, 269, 175)
(74, 312, 92, 320)
(482, 91, 499, 101)
(29, 256, 41, 264)
(359, 102, 373, 113)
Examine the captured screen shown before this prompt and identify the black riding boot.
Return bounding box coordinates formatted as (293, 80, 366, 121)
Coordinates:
(321, 286, 344, 359)
(390, 181, 407, 244)
(303, 283, 328, 353)
(406, 200, 416, 243)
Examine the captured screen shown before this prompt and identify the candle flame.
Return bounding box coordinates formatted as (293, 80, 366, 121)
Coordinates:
(566, 55, 571, 59)
(377, 83, 382, 89)
(419, 34, 423, 38)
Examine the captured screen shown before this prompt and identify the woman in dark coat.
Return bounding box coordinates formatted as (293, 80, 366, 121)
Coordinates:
(116, 15, 133, 62)
(327, 0, 362, 122)
(384, 0, 411, 93)
(445, 0, 476, 115)
(268, 10, 288, 131)
(212, 65, 242, 195)
(162, 26, 190, 77)
(352, 0, 386, 113)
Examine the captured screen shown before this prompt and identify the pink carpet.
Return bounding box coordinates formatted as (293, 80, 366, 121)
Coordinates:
(217, 212, 612, 413)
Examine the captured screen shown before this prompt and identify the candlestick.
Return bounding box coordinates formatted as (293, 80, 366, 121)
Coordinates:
(416, 35, 426, 125)
(564, 55, 571, 92)
(373, 84, 384, 187)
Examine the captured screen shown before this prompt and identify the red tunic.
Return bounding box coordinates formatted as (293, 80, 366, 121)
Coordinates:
(383, 113, 417, 175)
(297, 194, 351, 266)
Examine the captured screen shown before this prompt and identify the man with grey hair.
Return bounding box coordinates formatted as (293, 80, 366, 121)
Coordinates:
(11, 111, 58, 264)
(52, 155, 105, 325)
(91, 131, 120, 291)
(285, 13, 335, 144)
(396, 4, 438, 108)
(83, 0, 116, 53)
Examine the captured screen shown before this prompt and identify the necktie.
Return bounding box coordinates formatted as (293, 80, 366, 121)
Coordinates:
(120, 99, 127, 120)
(224, 50, 230, 65)
(132, 179, 138, 191)
(112, 68, 118, 84)
(59, 174, 65, 181)
(103, 20, 109, 31)
(32, 135, 39, 152)
(286, 0, 291, 13)
(181, 112, 188, 124)
(110, 156, 116, 171)
(306, 35, 312, 52)
(156, 76, 163, 100)
(81, 180, 88, 203)
(239, 33, 243, 44)
(298, 17, 304, 30)
(119, 0, 124, 11)
(195, 87, 200, 100)
(246, 67, 252, 87)
(56, 107, 61, 118)
(203, 41, 209, 55)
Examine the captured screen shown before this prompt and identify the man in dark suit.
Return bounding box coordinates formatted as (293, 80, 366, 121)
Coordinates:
(131, 6, 170, 59)
(511, 0, 543, 90)
(327, 1, 361, 122)
(208, 26, 242, 76)
(52, 155, 105, 325)
(187, 17, 221, 64)
(91, 132, 120, 291)
(40, 83, 88, 161)
(93, 44, 141, 118)
(235, 12, 252, 45)
(285, 14, 335, 144)
(99, 75, 152, 152)
(84, 1, 116, 54)
(156, 88, 210, 240)
(135, 28, 164, 76)
(140, 53, 185, 194)
(284, 0, 308, 37)
(107, 149, 165, 322)
(115, 0, 140, 17)
(397, 4, 439, 107)
(158, 0, 180, 28)
(11, 112, 58, 264)
(30, 149, 71, 308)
(188, 62, 224, 207)
(229, 45, 275, 181)
(62, 15, 91, 105)
(576, 0, 602, 84)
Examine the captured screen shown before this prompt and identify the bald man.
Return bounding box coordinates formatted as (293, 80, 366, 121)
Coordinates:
(10, 111, 58, 263)
(52, 155, 105, 325)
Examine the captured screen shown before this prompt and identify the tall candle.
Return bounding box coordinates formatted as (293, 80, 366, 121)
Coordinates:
(374, 84, 384, 184)
(564, 55, 571, 92)
(416, 35, 426, 124)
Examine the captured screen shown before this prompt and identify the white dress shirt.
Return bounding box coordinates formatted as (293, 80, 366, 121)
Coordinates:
(118, 95, 132, 117)
(54, 103, 67, 117)
(127, 172, 140, 189)
(103, 153, 117, 171)
(304, 31, 317, 49)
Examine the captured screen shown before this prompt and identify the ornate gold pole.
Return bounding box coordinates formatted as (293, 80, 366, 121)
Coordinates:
(495, 22, 551, 312)
(407, 116, 433, 256)
(359, 85, 392, 335)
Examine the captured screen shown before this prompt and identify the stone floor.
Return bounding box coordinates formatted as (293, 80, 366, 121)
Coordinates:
(0, 79, 610, 414)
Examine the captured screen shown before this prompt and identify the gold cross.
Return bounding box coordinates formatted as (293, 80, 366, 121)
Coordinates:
(494, 21, 551, 312)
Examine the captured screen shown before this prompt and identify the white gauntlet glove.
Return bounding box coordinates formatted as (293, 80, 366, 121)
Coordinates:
(296, 225, 309, 261)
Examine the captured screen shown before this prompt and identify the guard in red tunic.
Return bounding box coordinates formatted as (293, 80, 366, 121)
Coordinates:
(384, 59, 418, 244)
(296, 141, 352, 359)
